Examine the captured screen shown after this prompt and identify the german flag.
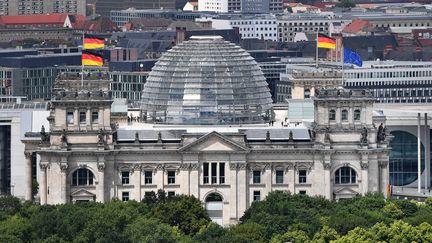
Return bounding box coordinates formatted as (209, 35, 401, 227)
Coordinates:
(317, 33, 336, 49)
(84, 34, 105, 49)
(82, 50, 103, 67)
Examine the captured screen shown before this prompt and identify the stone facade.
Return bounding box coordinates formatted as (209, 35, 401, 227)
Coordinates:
(23, 75, 390, 225)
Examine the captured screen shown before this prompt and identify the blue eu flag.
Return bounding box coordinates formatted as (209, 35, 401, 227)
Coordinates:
(344, 48, 362, 67)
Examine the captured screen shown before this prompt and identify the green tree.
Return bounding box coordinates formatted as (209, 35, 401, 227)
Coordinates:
(270, 229, 310, 243)
(125, 217, 180, 243)
(383, 202, 404, 219)
(152, 195, 210, 235)
(0, 215, 32, 242)
(193, 222, 227, 243)
(228, 223, 268, 243)
(0, 196, 22, 217)
(312, 226, 339, 242)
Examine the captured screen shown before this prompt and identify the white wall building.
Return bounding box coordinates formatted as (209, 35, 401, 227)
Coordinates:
(198, 0, 229, 13)
(230, 15, 278, 41)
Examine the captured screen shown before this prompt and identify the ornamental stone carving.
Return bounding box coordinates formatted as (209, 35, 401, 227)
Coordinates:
(97, 163, 106, 172)
(60, 163, 68, 172)
(361, 161, 369, 169)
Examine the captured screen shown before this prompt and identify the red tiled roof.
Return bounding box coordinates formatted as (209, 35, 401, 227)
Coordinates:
(343, 20, 370, 34)
(0, 14, 69, 25)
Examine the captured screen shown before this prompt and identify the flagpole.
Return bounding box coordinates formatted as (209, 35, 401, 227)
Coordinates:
(81, 31, 85, 88)
(315, 31, 319, 68)
(341, 41, 344, 85)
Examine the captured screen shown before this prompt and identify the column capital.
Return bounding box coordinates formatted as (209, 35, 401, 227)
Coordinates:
(40, 162, 49, 170)
(24, 151, 33, 159)
(60, 163, 68, 172)
(97, 162, 106, 172)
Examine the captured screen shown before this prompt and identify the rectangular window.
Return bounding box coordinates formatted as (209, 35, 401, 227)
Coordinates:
(253, 170, 261, 184)
(253, 191, 261, 201)
(167, 191, 175, 198)
(79, 111, 86, 124)
(66, 111, 74, 125)
(144, 191, 154, 199)
(299, 190, 307, 195)
(211, 163, 217, 184)
(299, 170, 307, 184)
(144, 171, 152, 184)
(203, 163, 209, 184)
(167, 171, 175, 184)
(219, 162, 225, 184)
(276, 170, 284, 184)
(91, 111, 99, 123)
(122, 191, 129, 202)
(121, 171, 129, 185)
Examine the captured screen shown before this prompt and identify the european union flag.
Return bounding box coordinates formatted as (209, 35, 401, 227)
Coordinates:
(344, 48, 362, 67)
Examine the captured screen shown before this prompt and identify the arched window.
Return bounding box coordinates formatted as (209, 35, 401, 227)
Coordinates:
(72, 168, 95, 186)
(335, 166, 356, 184)
(341, 109, 348, 121)
(354, 109, 361, 121)
(329, 109, 336, 121)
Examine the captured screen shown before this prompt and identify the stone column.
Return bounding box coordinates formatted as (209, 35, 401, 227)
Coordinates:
(287, 163, 295, 193)
(237, 163, 247, 218)
(361, 160, 369, 195)
(24, 152, 32, 201)
(155, 164, 164, 191)
(97, 163, 105, 203)
(39, 163, 48, 205)
(189, 164, 199, 198)
(133, 165, 141, 201)
(323, 163, 332, 200)
(263, 163, 272, 199)
(380, 161, 389, 198)
(60, 163, 68, 203)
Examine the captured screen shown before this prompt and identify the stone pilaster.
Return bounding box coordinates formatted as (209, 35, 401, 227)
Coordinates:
(97, 162, 105, 203)
(132, 164, 141, 201)
(60, 162, 68, 203)
(24, 152, 32, 201)
(39, 163, 49, 205)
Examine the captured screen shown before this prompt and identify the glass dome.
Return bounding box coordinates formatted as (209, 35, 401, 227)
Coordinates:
(140, 36, 273, 125)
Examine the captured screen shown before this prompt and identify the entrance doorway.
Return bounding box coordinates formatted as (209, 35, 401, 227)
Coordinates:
(205, 192, 223, 225)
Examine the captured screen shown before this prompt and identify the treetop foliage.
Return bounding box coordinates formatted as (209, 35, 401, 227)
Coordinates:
(1, 191, 432, 242)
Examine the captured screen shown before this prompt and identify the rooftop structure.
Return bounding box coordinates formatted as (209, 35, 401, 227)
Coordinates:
(140, 36, 273, 125)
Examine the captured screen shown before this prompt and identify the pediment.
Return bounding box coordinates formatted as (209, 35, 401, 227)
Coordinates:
(334, 187, 359, 195)
(71, 189, 96, 197)
(179, 131, 248, 153)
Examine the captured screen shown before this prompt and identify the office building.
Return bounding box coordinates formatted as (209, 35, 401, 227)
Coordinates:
(0, 0, 85, 16)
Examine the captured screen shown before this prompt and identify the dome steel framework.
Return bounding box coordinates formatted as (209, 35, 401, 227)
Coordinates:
(140, 36, 273, 125)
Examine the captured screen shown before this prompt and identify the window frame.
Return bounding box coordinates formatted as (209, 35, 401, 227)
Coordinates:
(66, 111, 74, 125)
(167, 170, 176, 184)
(275, 170, 284, 184)
(298, 170, 307, 184)
(335, 166, 357, 184)
(144, 170, 153, 184)
(253, 190, 261, 201)
(341, 109, 348, 121)
(329, 109, 336, 121)
(91, 111, 99, 124)
(71, 168, 94, 186)
(122, 191, 129, 202)
(253, 170, 261, 184)
(121, 171, 130, 185)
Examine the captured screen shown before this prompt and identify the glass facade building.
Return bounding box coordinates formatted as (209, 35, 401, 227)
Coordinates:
(389, 131, 425, 186)
(141, 36, 273, 125)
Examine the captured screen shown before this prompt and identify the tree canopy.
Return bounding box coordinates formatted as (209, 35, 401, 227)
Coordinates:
(1, 191, 432, 242)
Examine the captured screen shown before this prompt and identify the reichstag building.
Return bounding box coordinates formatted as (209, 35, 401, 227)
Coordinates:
(23, 36, 390, 225)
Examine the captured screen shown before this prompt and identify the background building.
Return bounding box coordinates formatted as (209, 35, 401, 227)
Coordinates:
(0, 0, 86, 16)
